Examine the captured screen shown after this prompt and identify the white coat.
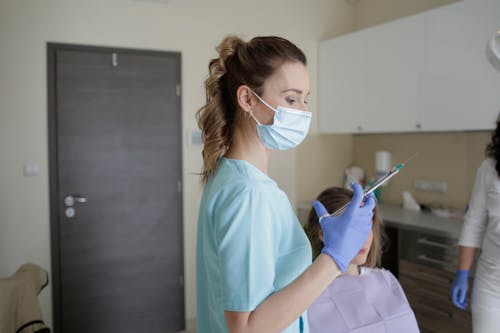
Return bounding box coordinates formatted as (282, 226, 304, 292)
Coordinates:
(459, 158, 500, 332)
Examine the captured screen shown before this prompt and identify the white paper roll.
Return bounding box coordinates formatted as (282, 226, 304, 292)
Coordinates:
(375, 150, 391, 174)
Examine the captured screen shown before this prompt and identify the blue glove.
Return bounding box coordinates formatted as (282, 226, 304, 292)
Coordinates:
(313, 183, 375, 272)
(451, 269, 469, 310)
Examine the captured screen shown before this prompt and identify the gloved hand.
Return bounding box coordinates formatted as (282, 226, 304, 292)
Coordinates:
(451, 269, 469, 310)
(313, 183, 375, 272)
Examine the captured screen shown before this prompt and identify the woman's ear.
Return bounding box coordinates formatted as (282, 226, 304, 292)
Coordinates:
(236, 85, 256, 114)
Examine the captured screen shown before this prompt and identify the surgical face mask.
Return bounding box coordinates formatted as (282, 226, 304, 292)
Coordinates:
(250, 91, 312, 150)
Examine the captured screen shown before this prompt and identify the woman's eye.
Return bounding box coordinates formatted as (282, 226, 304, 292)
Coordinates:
(285, 98, 296, 105)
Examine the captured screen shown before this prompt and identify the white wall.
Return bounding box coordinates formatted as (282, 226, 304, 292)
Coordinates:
(352, 0, 459, 30)
(0, 0, 353, 328)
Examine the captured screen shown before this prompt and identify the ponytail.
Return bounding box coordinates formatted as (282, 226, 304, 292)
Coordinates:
(196, 36, 244, 184)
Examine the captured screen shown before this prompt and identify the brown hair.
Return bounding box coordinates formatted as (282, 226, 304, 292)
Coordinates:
(195, 35, 307, 184)
(304, 187, 386, 268)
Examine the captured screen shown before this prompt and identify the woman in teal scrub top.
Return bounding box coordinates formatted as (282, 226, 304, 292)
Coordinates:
(195, 35, 376, 333)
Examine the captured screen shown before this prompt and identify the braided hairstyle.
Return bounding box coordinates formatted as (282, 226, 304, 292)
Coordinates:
(486, 115, 500, 177)
(196, 35, 306, 184)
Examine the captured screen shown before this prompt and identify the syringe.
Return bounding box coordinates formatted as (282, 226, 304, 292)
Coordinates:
(321, 153, 418, 219)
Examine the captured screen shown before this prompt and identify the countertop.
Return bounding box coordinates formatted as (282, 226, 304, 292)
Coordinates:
(379, 203, 465, 239)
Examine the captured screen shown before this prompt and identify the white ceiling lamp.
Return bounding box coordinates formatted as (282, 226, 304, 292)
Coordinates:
(486, 30, 500, 72)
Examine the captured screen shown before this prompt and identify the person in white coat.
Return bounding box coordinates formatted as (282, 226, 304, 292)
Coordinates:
(451, 114, 500, 333)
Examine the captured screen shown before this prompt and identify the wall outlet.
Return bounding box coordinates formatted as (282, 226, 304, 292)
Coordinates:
(414, 179, 447, 193)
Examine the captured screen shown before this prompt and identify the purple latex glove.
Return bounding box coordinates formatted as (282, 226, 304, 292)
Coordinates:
(451, 269, 469, 310)
(313, 183, 375, 272)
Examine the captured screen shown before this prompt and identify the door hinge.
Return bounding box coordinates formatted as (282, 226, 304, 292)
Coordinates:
(177, 180, 182, 193)
(178, 275, 184, 287)
(176, 84, 181, 97)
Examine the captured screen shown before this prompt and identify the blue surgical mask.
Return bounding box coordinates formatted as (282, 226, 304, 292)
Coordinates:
(250, 91, 312, 150)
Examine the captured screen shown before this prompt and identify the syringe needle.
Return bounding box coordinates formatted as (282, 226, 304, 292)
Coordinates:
(402, 152, 419, 166)
(322, 154, 418, 220)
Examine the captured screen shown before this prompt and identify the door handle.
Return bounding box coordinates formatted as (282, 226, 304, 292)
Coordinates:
(64, 195, 88, 207)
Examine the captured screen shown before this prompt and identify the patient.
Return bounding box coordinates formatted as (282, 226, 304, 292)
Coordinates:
(305, 187, 419, 333)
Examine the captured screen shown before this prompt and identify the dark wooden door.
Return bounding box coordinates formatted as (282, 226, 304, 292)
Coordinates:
(48, 44, 184, 333)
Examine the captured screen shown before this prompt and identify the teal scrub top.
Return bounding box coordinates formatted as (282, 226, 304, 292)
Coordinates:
(196, 158, 312, 333)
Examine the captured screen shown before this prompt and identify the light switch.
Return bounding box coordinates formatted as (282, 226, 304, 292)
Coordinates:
(24, 163, 40, 177)
(189, 130, 203, 146)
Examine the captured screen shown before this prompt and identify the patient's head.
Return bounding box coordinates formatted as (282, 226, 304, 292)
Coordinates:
(305, 187, 385, 268)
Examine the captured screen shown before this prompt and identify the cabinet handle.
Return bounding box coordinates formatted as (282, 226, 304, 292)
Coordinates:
(417, 270, 452, 285)
(417, 286, 450, 300)
(417, 238, 456, 250)
(357, 125, 363, 131)
(417, 301, 453, 318)
(417, 254, 453, 270)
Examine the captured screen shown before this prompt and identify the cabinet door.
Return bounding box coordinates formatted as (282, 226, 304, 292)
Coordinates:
(359, 14, 424, 133)
(319, 32, 364, 133)
(419, 0, 500, 131)
(319, 14, 425, 134)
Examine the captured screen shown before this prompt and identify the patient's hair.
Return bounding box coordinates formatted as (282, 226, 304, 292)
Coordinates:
(304, 187, 386, 267)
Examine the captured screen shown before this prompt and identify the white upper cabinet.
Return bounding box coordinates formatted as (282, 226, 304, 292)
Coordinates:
(319, 0, 500, 134)
(420, 0, 500, 131)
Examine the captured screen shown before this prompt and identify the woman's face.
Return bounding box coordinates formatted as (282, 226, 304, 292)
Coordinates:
(253, 61, 310, 125)
(351, 229, 373, 266)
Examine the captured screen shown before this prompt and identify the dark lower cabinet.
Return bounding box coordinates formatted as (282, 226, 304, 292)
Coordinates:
(399, 260, 472, 333)
(382, 225, 473, 333)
